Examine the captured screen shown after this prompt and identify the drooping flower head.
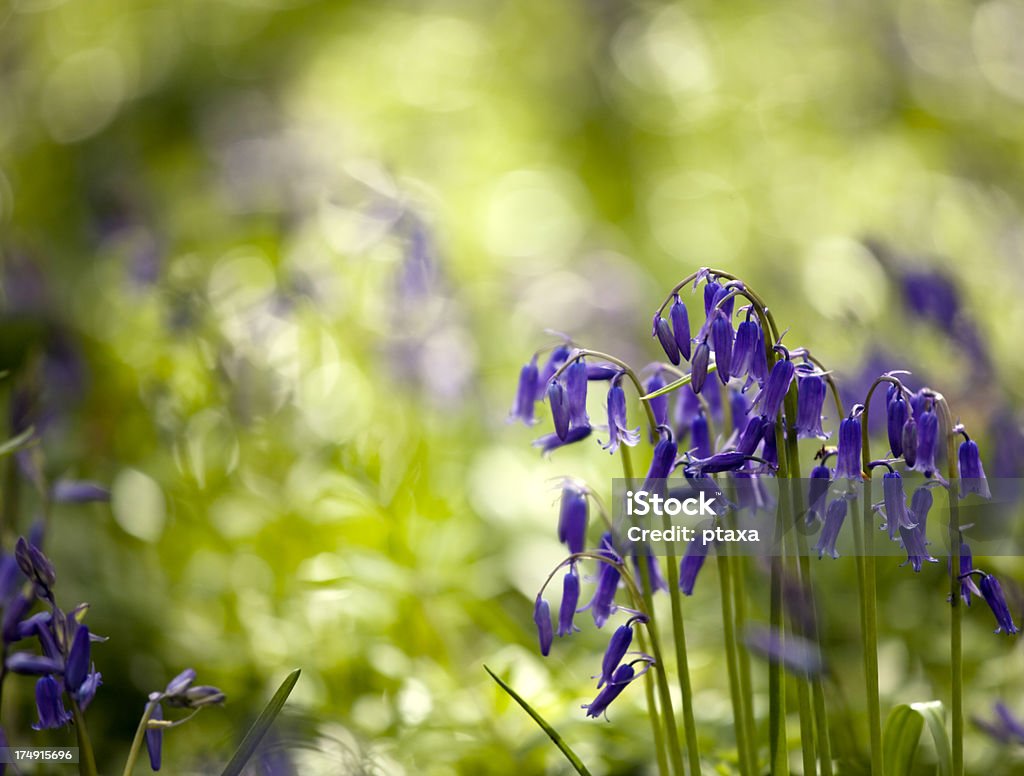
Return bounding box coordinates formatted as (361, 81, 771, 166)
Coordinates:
(565, 359, 590, 431)
(598, 620, 638, 688)
(536, 345, 571, 400)
(644, 371, 669, 432)
(815, 497, 848, 559)
(670, 295, 691, 361)
(589, 533, 621, 628)
(533, 596, 553, 656)
(795, 373, 828, 439)
(731, 314, 761, 382)
(691, 341, 711, 394)
(32, 675, 71, 731)
(755, 349, 795, 420)
(710, 311, 734, 384)
(652, 313, 680, 366)
(679, 533, 710, 595)
(958, 435, 991, 499)
(886, 387, 908, 457)
(533, 426, 592, 456)
(583, 663, 637, 719)
(878, 468, 916, 542)
(968, 572, 1019, 635)
(835, 409, 863, 481)
(690, 412, 711, 459)
(558, 480, 589, 556)
(806, 460, 832, 525)
(547, 379, 570, 441)
(558, 566, 581, 637)
(601, 375, 640, 454)
(914, 405, 940, 476)
(510, 356, 539, 425)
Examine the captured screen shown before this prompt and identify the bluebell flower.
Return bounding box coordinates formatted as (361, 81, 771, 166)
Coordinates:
(691, 341, 710, 394)
(755, 356, 794, 420)
(645, 372, 668, 431)
(761, 417, 778, 468)
(32, 675, 71, 730)
(881, 471, 916, 542)
(600, 377, 639, 454)
(731, 318, 760, 381)
(565, 360, 590, 431)
(795, 375, 827, 439)
(711, 282, 736, 319)
(598, 624, 635, 688)
(642, 437, 678, 491)
(670, 295, 691, 361)
(558, 567, 581, 637)
(2, 593, 31, 643)
(914, 409, 940, 475)
(586, 363, 620, 381)
(744, 625, 824, 678)
(710, 312, 733, 384)
(835, 414, 863, 481)
(15, 537, 55, 594)
(736, 415, 765, 455)
(673, 383, 701, 441)
(886, 391, 908, 457)
(51, 480, 110, 504)
(729, 389, 750, 432)
(815, 498, 848, 559)
(146, 703, 164, 771)
(732, 470, 773, 514)
(954, 538, 980, 606)
(901, 417, 918, 468)
(583, 663, 635, 719)
(958, 437, 991, 499)
(704, 279, 722, 316)
(74, 668, 102, 709)
(589, 534, 621, 628)
(533, 426, 592, 456)
(164, 668, 197, 696)
(976, 573, 1019, 635)
(974, 702, 1024, 746)
(684, 451, 759, 477)
(653, 314, 680, 365)
(547, 379, 570, 441)
(691, 412, 711, 459)
(533, 597, 553, 656)
(632, 552, 668, 594)
(806, 464, 831, 524)
(6, 652, 63, 675)
(558, 482, 589, 555)
(679, 535, 709, 595)
(65, 624, 90, 691)
(536, 346, 571, 400)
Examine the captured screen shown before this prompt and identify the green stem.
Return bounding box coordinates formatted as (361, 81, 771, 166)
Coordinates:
(122, 699, 157, 776)
(934, 395, 963, 776)
(621, 446, 685, 776)
(660, 513, 702, 775)
(731, 555, 759, 771)
(637, 625, 672, 776)
(69, 698, 98, 776)
(718, 547, 753, 775)
(859, 377, 905, 776)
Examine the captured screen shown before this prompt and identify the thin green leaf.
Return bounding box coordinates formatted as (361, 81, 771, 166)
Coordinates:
(884, 704, 924, 776)
(640, 365, 718, 401)
(0, 426, 34, 458)
(883, 701, 951, 776)
(484, 665, 593, 776)
(911, 701, 952, 776)
(220, 668, 301, 776)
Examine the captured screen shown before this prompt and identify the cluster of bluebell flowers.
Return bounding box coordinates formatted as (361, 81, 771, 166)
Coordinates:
(509, 266, 1018, 774)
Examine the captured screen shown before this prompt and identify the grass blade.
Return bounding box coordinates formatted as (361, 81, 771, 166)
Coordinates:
(484, 664, 593, 776)
(0, 426, 34, 458)
(220, 668, 301, 776)
(883, 701, 951, 776)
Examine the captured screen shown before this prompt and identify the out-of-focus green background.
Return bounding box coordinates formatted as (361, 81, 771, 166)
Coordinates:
(1, 0, 1024, 773)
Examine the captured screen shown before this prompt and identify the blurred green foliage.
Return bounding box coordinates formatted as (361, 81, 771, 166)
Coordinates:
(1, 0, 1024, 773)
